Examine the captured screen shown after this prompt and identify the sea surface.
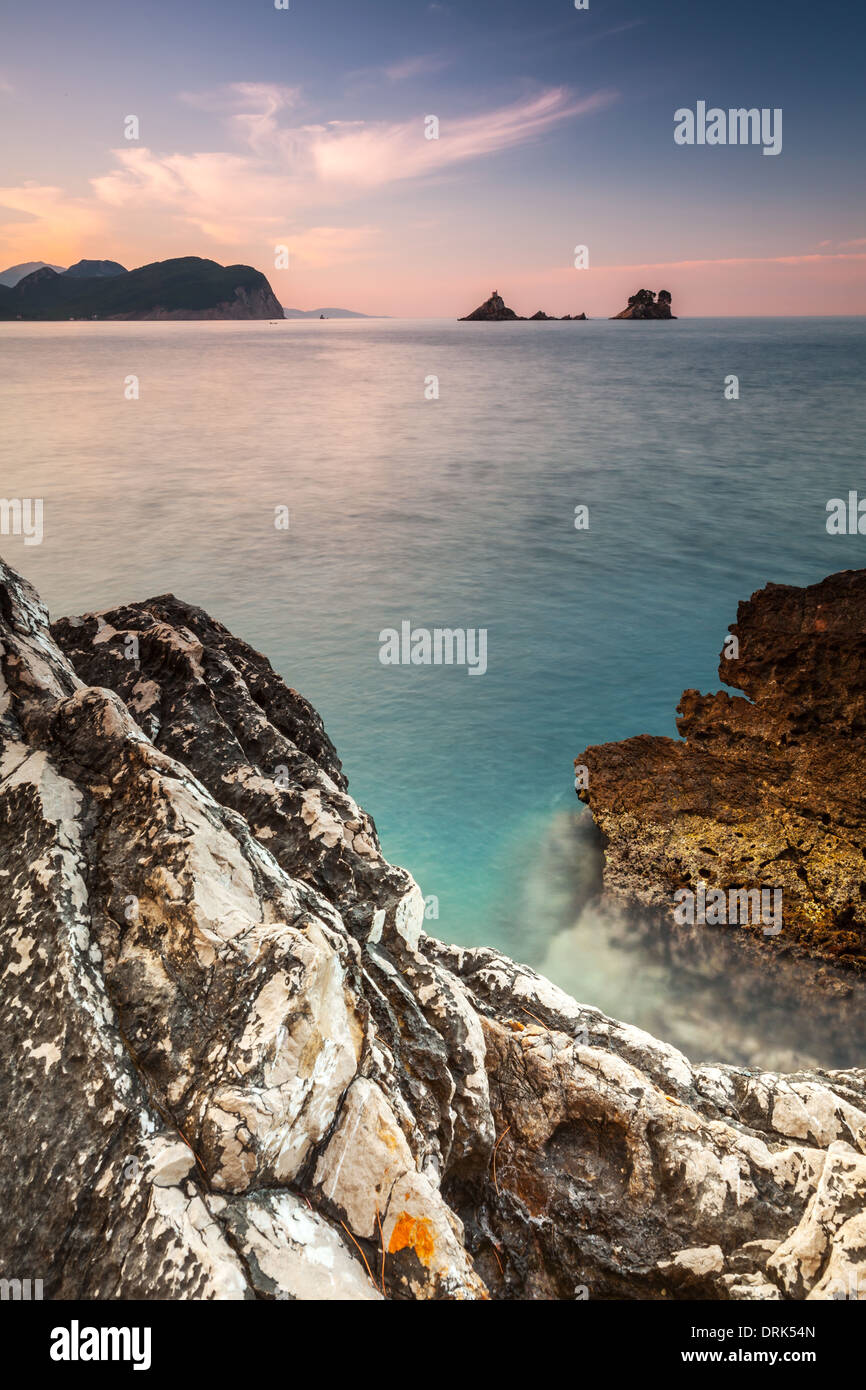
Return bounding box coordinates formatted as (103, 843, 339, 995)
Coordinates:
(4, 316, 866, 1067)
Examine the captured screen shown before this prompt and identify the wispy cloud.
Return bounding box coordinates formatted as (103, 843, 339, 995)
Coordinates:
(91, 150, 293, 243)
(590, 20, 646, 42)
(309, 87, 616, 188)
(181, 83, 303, 156)
(81, 83, 616, 244)
(528, 250, 866, 289)
(383, 54, 451, 82)
(604, 251, 866, 271)
(817, 235, 866, 250)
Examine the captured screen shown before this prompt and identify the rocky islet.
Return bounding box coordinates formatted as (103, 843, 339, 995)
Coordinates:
(459, 287, 674, 320)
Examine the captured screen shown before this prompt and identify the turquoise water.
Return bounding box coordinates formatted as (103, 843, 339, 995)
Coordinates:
(4, 317, 865, 1061)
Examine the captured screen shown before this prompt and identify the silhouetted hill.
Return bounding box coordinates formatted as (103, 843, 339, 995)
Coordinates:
(0, 257, 283, 320)
(63, 259, 127, 279)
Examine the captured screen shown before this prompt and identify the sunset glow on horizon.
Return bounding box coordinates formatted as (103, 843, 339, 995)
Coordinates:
(2, 0, 864, 316)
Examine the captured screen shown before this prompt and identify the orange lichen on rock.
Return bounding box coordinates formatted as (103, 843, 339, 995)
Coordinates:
(388, 1212, 435, 1266)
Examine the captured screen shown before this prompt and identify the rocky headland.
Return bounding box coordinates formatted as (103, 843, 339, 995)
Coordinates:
(1, 558, 865, 1301)
(0, 256, 283, 320)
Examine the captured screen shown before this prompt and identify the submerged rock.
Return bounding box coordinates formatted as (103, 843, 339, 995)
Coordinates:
(1, 557, 864, 1300)
(576, 569, 866, 970)
(611, 288, 675, 319)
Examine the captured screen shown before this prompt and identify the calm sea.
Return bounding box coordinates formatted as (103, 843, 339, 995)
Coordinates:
(4, 316, 865, 1065)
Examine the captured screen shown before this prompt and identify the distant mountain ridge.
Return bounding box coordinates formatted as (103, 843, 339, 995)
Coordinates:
(0, 256, 283, 320)
(0, 259, 127, 286)
(282, 306, 384, 319)
(0, 261, 66, 287)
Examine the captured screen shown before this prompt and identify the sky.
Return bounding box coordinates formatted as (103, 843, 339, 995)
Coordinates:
(1, 0, 864, 315)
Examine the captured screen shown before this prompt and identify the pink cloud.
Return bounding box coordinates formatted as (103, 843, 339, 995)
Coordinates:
(180, 83, 303, 157)
(310, 88, 616, 188)
(68, 84, 617, 250)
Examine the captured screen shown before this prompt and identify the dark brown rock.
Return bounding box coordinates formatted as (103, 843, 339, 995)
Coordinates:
(459, 289, 522, 321)
(575, 569, 866, 969)
(460, 291, 589, 322)
(611, 288, 676, 319)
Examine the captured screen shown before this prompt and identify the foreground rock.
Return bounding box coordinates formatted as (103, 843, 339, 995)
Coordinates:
(1, 558, 864, 1300)
(576, 569, 866, 973)
(611, 288, 675, 319)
